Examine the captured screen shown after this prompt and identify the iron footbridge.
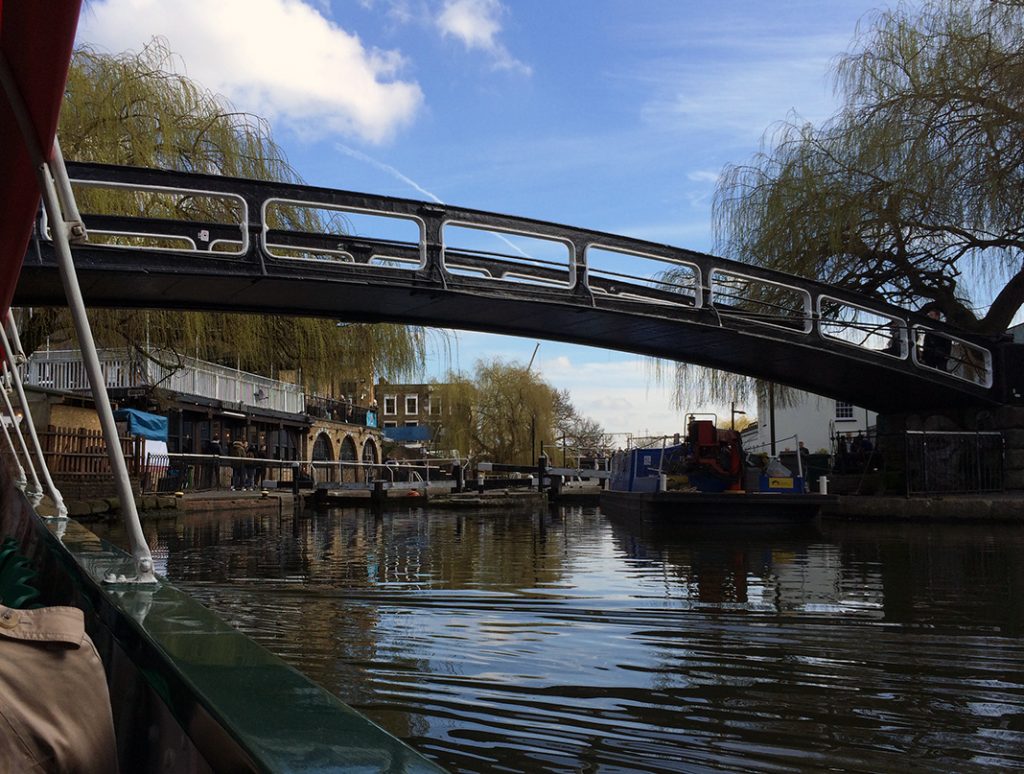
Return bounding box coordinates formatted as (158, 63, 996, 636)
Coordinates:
(14, 162, 1021, 412)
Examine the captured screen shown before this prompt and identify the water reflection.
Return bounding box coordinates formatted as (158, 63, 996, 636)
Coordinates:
(94, 507, 1024, 772)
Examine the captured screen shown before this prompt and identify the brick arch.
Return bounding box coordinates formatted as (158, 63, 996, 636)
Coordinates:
(339, 434, 358, 483)
(361, 438, 379, 479)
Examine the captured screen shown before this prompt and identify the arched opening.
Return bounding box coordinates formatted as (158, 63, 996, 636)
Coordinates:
(339, 435, 358, 483)
(311, 432, 335, 481)
(361, 438, 379, 482)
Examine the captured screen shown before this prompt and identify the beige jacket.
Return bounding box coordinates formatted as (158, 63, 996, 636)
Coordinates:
(0, 604, 118, 773)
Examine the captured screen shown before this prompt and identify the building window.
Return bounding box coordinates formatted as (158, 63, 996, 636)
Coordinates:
(383, 395, 397, 416)
(835, 401, 854, 420)
(383, 421, 397, 428)
(405, 420, 418, 427)
(430, 396, 442, 416)
(405, 395, 418, 415)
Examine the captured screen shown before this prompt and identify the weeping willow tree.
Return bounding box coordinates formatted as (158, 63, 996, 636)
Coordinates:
(20, 40, 426, 390)
(718, 0, 1024, 334)
(676, 0, 1024, 408)
(434, 359, 561, 464)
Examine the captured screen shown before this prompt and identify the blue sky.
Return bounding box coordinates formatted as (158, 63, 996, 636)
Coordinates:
(77, 0, 895, 436)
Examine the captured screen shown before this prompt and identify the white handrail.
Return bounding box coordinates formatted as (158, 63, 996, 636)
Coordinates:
(0, 389, 28, 491)
(0, 353, 63, 514)
(0, 49, 155, 581)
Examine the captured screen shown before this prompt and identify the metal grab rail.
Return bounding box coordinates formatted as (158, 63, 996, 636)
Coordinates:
(143, 453, 465, 492)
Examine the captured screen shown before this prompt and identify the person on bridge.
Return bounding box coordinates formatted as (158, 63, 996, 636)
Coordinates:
(921, 309, 952, 371)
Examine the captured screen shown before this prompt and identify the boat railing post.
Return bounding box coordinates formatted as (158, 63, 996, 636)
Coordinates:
(0, 394, 28, 490)
(35, 162, 155, 581)
(1, 56, 152, 577)
(793, 434, 805, 486)
(0, 365, 39, 496)
(1, 342, 63, 514)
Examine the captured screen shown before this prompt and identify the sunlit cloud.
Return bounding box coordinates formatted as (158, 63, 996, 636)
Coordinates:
(687, 170, 721, 184)
(624, 16, 851, 144)
(436, 0, 531, 74)
(536, 354, 691, 437)
(79, 0, 424, 144)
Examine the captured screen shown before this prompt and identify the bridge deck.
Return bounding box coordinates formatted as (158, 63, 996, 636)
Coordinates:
(15, 162, 1019, 412)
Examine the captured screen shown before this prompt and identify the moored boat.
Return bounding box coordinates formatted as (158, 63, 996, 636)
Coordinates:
(602, 415, 835, 524)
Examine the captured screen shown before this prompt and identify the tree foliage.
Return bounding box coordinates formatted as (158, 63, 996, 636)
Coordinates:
(714, 0, 1024, 336)
(432, 360, 605, 465)
(24, 40, 425, 390)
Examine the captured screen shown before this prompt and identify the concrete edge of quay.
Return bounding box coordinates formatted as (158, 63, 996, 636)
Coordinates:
(36, 490, 296, 520)
(823, 493, 1024, 521)
(38, 489, 1023, 523)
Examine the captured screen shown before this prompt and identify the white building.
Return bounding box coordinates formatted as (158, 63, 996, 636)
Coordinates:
(754, 389, 876, 456)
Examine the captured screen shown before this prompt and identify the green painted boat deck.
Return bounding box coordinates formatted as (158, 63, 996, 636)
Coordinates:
(50, 517, 446, 773)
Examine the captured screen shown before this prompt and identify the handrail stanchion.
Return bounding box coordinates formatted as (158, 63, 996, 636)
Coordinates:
(0, 393, 28, 491)
(1, 347, 62, 513)
(0, 364, 39, 496)
(1, 54, 153, 578)
(793, 434, 804, 482)
(36, 166, 152, 580)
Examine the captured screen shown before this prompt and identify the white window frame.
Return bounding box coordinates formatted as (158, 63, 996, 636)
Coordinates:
(405, 394, 419, 415)
(835, 401, 855, 421)
(383, 395, 397, 416)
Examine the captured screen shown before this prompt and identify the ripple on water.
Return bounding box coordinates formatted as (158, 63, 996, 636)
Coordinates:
(99, 507, 1024, 773)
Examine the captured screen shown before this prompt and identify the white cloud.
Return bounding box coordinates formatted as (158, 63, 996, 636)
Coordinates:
(536, 354, 694, 439)
(79, 0, 423, 144)
(687, 170, 721, 184)
(625, 18, 852, 145)
(436, 0, 531, 74)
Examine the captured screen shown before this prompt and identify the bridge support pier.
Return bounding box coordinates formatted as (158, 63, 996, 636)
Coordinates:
(878, 405, 1024, 491)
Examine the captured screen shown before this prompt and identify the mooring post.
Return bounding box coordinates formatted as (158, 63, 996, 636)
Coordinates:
(538, 455, 547, 493)
(372, 479, 385, 510)
(454, 463, 464, 493)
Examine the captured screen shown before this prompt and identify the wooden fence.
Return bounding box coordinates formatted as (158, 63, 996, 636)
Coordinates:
(40, 425, 144, 481)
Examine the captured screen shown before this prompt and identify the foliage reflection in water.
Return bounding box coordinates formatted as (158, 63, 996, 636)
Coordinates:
(95, 507, 1024, 773)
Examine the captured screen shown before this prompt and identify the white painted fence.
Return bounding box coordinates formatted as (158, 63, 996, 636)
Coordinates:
(22, 349, 306, 414)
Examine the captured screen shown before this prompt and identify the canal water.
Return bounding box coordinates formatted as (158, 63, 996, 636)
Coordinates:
(101, 506, 1024, 772)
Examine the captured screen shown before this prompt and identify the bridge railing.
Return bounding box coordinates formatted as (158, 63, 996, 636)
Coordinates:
(50, 163, 998, 399)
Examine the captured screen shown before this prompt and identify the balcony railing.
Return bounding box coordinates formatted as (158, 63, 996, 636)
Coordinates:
(22, 349, 306, 414)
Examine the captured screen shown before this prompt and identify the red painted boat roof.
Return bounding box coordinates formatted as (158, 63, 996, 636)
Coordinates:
(0, 1, 81, 315)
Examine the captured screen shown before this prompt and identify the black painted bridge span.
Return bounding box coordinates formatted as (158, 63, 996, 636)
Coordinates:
(14, 162, 1020, 412)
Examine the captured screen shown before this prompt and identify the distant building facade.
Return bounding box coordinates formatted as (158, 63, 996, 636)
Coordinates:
(755, 389, 876, 456)
(376, 382, 443, 431)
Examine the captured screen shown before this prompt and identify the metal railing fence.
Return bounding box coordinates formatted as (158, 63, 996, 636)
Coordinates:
(831, 429, 1004, 495)
(143, 453, 462, 493)
(904, 431, 1004, 495)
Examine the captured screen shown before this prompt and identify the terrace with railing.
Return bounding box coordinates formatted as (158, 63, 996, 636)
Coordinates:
(22, 348, 306, 414)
